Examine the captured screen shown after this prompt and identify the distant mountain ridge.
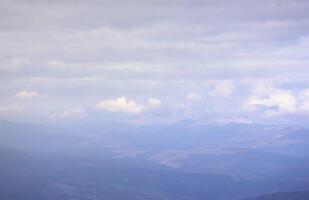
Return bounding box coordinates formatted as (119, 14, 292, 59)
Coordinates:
(245, 191, 309, 200)
(2, 120, 309, 200)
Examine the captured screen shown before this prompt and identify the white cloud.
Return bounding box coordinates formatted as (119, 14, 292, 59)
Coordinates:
(15, 90, 39, 99)
(97, 97, 144, 114)
(147, 98, 162, 109)
(245, 84, 297, 116)
(208, 80, 234, 97)
(298, 89, 309, 114)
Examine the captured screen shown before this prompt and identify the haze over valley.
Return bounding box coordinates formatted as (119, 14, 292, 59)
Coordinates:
(1, 0, 309, 199)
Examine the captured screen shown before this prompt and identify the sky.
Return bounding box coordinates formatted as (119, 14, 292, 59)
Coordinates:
(1, 0, 309, 125)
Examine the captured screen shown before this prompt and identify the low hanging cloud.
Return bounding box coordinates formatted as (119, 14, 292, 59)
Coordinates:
(15, 90, 39, 99)
(147, 98, 162, 109)
(249, 90, 297, 116)
(245, 83, 298, 116)
(97, 97, 162, 115)
(97, 97, 144, 114)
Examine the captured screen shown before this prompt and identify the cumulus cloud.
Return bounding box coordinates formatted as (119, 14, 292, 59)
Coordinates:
(96, 97, 162, 115)
(245, 83, 297, 116)
(97, 97, 144, 114)
(15, 90, 39, 99)
(147, 98, 162, 109)
(244, 84, 309, 119)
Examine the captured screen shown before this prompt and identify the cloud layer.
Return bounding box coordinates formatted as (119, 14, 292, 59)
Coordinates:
(1, 0, 309, 125)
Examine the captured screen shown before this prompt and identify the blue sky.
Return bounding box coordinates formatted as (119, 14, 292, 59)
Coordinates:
(0, 0, 309, 125)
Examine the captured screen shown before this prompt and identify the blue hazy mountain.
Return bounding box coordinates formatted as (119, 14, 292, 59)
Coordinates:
(244, 191, 309, 200)
(1, 120, 309, 199)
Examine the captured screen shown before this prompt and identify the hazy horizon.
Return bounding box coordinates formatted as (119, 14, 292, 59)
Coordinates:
(1, 1, 309, 200)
